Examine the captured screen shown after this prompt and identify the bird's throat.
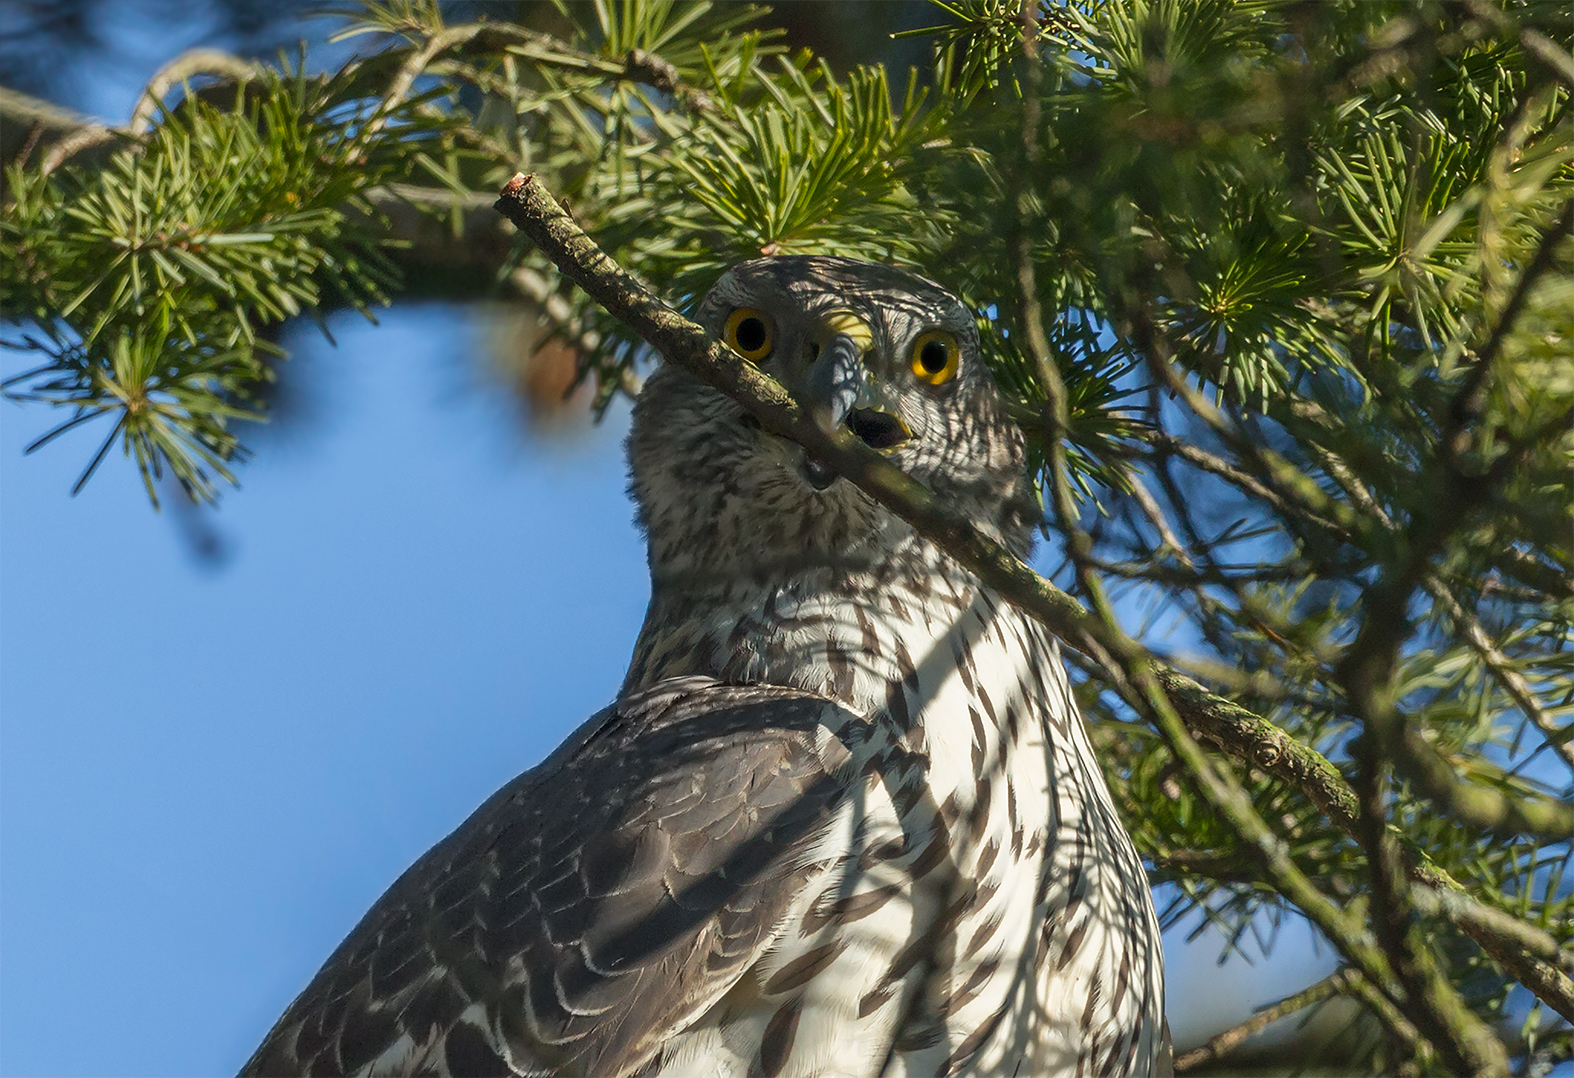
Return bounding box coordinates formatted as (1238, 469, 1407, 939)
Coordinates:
(624, 563, 998, 717)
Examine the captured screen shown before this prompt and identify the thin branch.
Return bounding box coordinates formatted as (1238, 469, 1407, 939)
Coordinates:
(1085, 552, 1312, 586)
(1125, 469, 1191, 559)
(1429, 577, 1574, 777)
(129, 48, 261, 135)
(1491, 546, 1574, 601)
(0, 86, 106, 132)
(39, 122, 134, 177)
(0, 86, 135, 174)
(369, 23, 492, 137)
(508, 265, 603, 354)
(17, 51, 261, 175)
(1146, 848, 1259, 884)
(1292, 404, 1394, 525)
(1174, 969, 1355, 1072)
(1344, 967, 1436, 1070)
(1142, 433, 1318, 526)
(1136, 337, 1365, 546)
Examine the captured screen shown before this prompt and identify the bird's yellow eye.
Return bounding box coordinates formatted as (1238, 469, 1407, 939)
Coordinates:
(909, 330, 960, 385)
(724, 308, 774, 362)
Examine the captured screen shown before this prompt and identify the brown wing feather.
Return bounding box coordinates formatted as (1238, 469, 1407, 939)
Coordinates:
(240, 677, 857, 1078)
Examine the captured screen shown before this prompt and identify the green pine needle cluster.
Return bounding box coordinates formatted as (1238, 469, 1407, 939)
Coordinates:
(2, 58, 451, 502)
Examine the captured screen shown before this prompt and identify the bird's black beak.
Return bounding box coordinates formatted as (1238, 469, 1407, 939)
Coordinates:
(805, 330, 867, 433)
(787, 312, 911, 491)
(803, 316, 912, 451)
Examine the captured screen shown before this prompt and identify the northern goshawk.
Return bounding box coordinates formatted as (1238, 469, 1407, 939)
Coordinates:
(241, 256, 1169, 1077)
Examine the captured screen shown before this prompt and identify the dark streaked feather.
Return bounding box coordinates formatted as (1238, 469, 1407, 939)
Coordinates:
(241, 677, 857, 1078)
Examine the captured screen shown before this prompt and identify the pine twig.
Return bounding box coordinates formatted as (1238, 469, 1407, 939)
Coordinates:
(1174, 969, 1355, 1072)
(1146, 848, 1258, 884)
(1343, 968, 1436, 1070)
(1463, 0, 1574, 92)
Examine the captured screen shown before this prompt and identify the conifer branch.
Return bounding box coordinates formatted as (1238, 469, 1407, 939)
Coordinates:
(493, 170, 1574, 1051)
(10, 5, 1571, 1064)
(1123, 274, 1574, 841)
(1464, 0, 1574, 91)
(1010, 130, 1465, 1064)
(490, 173, 1339, 810)
(15, 47, 263, 175)
(501, 162, 1420, 1006)
(1173, 969, 1355, 1072)
(129, 48, 262, 134)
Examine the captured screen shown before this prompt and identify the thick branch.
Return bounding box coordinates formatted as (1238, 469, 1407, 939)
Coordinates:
(491, 171, 1574, 1032)
(1413, 885, 1574, 1025)
(494, 169, 1349, 816)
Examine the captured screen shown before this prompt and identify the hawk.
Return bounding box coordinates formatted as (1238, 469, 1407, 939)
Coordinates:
(241, 257, 1169, 1077)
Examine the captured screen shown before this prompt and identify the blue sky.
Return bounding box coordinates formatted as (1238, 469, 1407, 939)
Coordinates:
(0, 9, 1342, 1075)
(1, 309, 654, 1075)
(1, 307, 1335, 1075)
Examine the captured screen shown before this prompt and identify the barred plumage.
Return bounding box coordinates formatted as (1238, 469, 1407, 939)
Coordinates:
(241, 256, 1169, 1077)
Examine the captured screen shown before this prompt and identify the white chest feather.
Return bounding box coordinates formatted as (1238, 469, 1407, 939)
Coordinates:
(629, 573, 1167, 1077)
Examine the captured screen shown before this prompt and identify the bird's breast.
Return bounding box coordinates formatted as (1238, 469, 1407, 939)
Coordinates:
(630, 572, 1166, 1076)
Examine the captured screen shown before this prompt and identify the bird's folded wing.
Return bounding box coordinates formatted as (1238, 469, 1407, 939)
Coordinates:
(240, 678, 858, 1078)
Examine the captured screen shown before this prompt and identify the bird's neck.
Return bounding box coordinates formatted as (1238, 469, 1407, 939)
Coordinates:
(623, 561, 1032, 720)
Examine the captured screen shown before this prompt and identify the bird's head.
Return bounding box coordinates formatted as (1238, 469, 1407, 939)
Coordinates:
(629, 256, 1036, 585)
